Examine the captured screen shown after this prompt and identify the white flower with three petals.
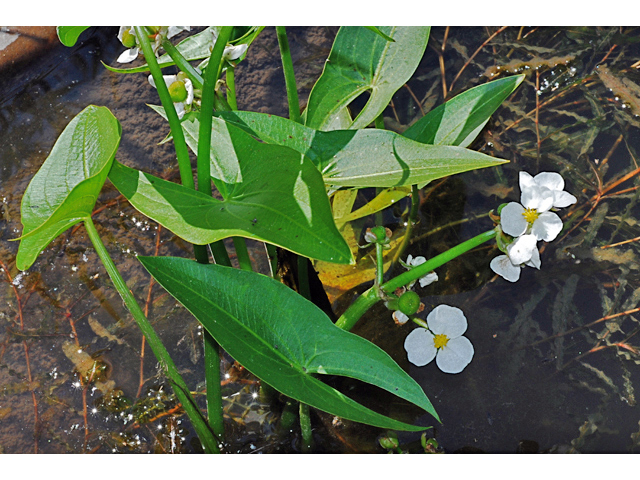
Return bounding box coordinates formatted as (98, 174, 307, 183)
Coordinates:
(404, 305, 474, 374)
(490, 233, 540, 282)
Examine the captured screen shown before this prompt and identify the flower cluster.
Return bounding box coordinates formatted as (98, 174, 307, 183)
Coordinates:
(490, 171, 576, 282)
(404, 305, 474, 374)
(117, 26, 190, 64)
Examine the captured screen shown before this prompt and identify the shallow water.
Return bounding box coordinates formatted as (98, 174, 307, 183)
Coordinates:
(1, 26, 640, 453)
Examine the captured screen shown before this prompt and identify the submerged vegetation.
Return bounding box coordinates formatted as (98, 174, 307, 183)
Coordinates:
(1, 26, 640, 453)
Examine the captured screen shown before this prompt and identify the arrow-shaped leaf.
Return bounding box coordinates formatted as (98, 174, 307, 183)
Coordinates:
(305, 26, 430, 130)
(139, 256, 437, 430)
(216, 110, 508, 188)
(403, 74, 525, 147)
(16, 105, 121, 270)
(108, 159, 353, 264)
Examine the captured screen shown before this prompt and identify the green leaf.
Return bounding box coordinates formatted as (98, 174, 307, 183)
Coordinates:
(56, 26, 91, 47)
(108, 159, 353, 264)
(363, 26, 396, 42)
(215, 110, 508, 188)
(104, 26, 220, 74)
(15, 106, 121, 270)
(139, 256, 438, 430)
(305, 26, 430, 130)
(403, 74, 525, 147)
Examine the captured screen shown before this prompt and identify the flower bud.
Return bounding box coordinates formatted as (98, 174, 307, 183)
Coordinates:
(121, 30, 136, 48)
(168, 80, 188, 103)
(378, 431, 399, 450)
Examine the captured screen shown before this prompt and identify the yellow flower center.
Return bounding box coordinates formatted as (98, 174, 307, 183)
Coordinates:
(522, 207, 540, 224)
(433, 334, 449, 349)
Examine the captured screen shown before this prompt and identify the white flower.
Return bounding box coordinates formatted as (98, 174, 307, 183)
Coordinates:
(500, 190, 563, 242)
(519, 171, 577, 209)
(404, 305, 474, 374)
(148, 74, 194, 118)
(224, 44, 248, 61)
(403, 255, 439, 288)
(117, 27, 139, 63)
(490, 234, 540, 282)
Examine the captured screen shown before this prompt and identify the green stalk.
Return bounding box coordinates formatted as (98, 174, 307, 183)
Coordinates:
(276, 26, 301, 124)
(233, 237, 253, 271)
(335, 229, 497, 331)
(297, 256, 311, 300)
(266, 243, 279, 280)
(393, 184, 421, 264)
(226, 65, 238, 110)
(195, 26, 234, 444)
(161, 38, 204, 90)
(375, 242, 384, 288)
(197, 25, 233, 198)
(83, 217, 219, 453)
(299, 402, 313, 452)
(135, 27, 194, 191)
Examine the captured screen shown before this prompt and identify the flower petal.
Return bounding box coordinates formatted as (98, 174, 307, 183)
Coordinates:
(532, 211, 563, 242)
(419, 271, 438, 288)
(393, 310, 410, 325)
(519, 171, 536, 191)
(404, 328, 437, 367)
(553, 190, 577, 208)
(224, 44, 248, 61)
(185, 78, 194, 105)
(534, 172, 564, 191)
(426, 304, 467, 338)
(490, 255, 521, 282)
(117, 47, 139, 63)
(167, 26, 190, 39)
(506, 234, 537, 264)
(500, 202, 528, 237)
(521, 185, 554, 212)
(525, 246, 541, 269)
(435, 336, 474, 374)
(409, 255, 426, 267)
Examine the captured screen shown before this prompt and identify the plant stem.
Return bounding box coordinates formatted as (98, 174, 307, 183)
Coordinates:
(83, 217, 219, 453)
(393, 184, 420, 264)
(375, 242, 384, 288)
(161, 39, 204, 90)
(226, 65, 238, 110)
(276, 26, 301, 124)
(233, 237, 253, 271)
(299, 402, 314, 452)
(195, 26, 234, 444)
(135, 27, 194, 191)
(198, 25, 233, 198)
(335, 229, 497, 331)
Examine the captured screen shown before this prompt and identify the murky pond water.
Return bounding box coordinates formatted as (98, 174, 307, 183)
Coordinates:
(1, 26, 640, 453)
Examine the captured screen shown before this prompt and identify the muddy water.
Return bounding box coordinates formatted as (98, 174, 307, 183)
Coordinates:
(1, 26, 640, 454)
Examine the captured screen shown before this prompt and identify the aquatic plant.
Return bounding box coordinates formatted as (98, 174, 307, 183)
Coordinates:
(13, 25, 565, 453)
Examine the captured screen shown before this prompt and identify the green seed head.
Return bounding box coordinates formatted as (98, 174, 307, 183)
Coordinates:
(397, 291, 420, 316)
(168, 80, 188, 103)
(370, 226, 388, 243)
(121, 30, 136, 48)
